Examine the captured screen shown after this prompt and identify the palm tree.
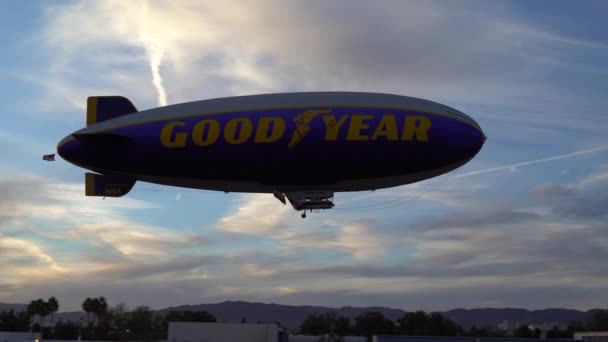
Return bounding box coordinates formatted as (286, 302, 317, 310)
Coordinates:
(90, 297, 109, 327)
(47, 297, 59, 329)
(82, 298, 93, 325)
(27, 299, 41, 329)
(27, 299, 48, 329)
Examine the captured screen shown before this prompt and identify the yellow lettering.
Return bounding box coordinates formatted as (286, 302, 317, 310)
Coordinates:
(403, 116, 431, 141)
(347, 115, 373, 141)
(224, 118, 253, 144)
(371, 115, 398, 141)
(192, 119, 220, 146)
(160, 121, 187, 148)
(321, 115, 349, 141)
(255, 117, 286, 143)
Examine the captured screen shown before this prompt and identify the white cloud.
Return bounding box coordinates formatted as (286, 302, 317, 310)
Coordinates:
(574, 165, 608, 190)
(31, 0, 608, 118)
(5, 0, 608, 311)
(276, 286, 298, 295)
(216, 194, 292, 235)
(0, 234, 67, 280)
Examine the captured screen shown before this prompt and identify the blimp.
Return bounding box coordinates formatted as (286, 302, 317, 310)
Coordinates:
(56, 92, 486, 217)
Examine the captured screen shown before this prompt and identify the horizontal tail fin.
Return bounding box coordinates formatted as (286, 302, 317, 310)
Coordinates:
(85, 172, 136, 197)
(87, 96, 137, 126)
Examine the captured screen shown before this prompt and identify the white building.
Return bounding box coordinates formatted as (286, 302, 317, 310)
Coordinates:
(290, 335, 365, 342)
(574, 331, 608, 342)
(168, 322, 287, 342)
(0, 332, 41, 342)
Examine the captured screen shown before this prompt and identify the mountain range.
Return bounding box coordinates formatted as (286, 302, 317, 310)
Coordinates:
(1, 301, 599, 331)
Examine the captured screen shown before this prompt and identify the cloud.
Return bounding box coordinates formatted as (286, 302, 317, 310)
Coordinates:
(0, 172, 210, 293)
(453, 145, 608, 179)
(410, 208, 540, 231)
(0, 234, 66, 279)
(31, 0, 608, 118)
(574, 164, 608, 190)
(215, 194, 292, 235)
(531, 183, 577, 200)
(5, 0, 608, 311)
(276, 286, 298, 295)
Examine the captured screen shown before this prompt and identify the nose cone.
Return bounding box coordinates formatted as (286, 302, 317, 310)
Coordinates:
(468, 125, 486, 156)
(57, 135, 84, 166)
(444, 120, 486, 168)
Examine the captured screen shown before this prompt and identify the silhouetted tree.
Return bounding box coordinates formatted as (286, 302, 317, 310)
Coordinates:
(514, 325, 541, 338)
(546, 325, 573, 339)
(300, 312, 351, 336)
(397, 311, 463, 336)
(107, 303, 131, 341)
(164, 310, 216, 325)
(82, 298, 94, 325)
(92, 296, 109, 327)
(0, 309, 31, 332)
(300, 313, 333, 335)
(53, 320, 81, 339)
(130, 306, 154, 341)
(589, 310, 608, 331)
(27, 298, 52, 334)
(47, 297, 59, 328)
(354, 311, 394, 341)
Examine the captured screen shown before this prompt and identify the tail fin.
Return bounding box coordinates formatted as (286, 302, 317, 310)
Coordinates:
(85, 172, 136, 197)
(87, 96, 137, 126)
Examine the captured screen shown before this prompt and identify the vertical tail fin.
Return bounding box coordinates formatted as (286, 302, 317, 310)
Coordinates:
(87, 96, 137, 126)
(85, 173, 136, 197)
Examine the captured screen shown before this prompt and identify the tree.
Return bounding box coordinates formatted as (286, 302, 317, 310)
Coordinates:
(107, 303, 131, 341)
(300, 313, 332, 335)
(589, 310, 608, 331)
(130, 306, 154, 341)
(546, 325, 574, 339)
(300, 312, 350, 336)
(396, 311, 464, 336)
(47, 297, 59, 328)
(93, 297, 109, 328)
(27, 298, 52, 331)
(0, 309, 31, 332)
(82, 298, 94, 325)
(354, 312, 395, 341)
(164, 310, 216, 324)
(53, 320, 81, 339)
(514, 325, 540, 338)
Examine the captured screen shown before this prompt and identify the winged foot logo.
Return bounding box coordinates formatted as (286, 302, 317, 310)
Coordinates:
(160, 109, 431, 149)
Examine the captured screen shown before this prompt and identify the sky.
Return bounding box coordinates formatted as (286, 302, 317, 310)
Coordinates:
(1, 0, 608, 313)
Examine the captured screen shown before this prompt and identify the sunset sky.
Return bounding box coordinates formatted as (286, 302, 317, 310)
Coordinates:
(1, 0, 608, 312)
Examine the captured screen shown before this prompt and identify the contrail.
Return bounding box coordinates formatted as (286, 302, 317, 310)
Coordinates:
(147, 44, 168, 107)
(453, 145, 608, 178)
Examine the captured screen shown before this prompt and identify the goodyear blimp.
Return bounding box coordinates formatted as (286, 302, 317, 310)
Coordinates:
(57, 92, 486, 217)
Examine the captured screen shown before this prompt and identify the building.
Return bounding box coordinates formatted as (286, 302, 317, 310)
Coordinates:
(168, 322, 288, 342)
(372, 336, 574, 342)
(0, 332, 40, 342)
(289, 336, 365, 342)
(574, 332, 608, 342)
(497, 320, 521, 335)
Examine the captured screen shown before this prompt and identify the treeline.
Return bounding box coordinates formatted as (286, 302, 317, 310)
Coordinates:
(2, 297, 608, 341)
(0, 297, 217, 341)
(298, 310, 608, 340)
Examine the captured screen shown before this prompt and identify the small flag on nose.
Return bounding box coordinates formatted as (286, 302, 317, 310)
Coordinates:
(43, 154, 55, 161)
